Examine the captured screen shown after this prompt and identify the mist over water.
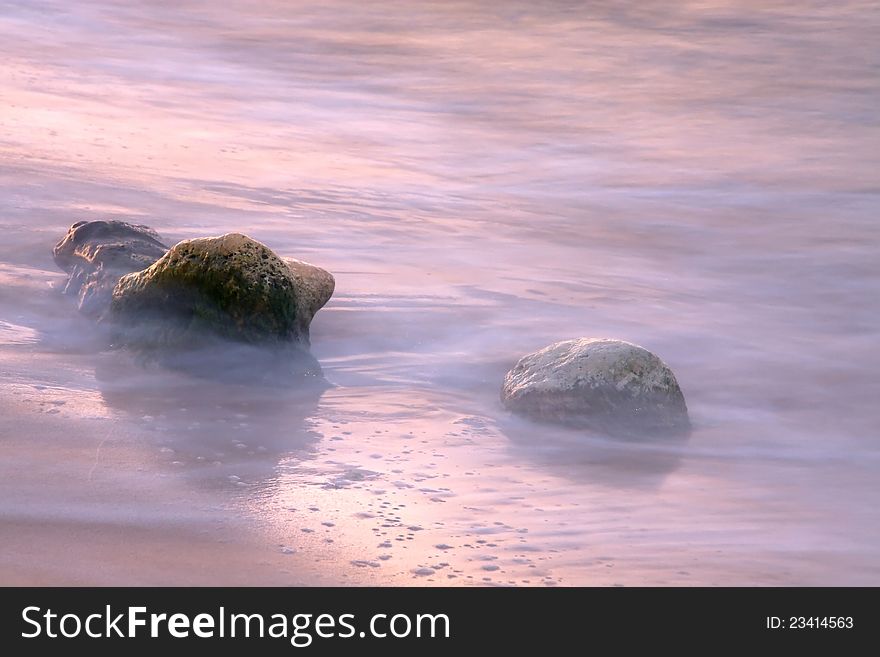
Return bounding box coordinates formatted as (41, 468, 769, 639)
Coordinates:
(1, 1, 879, 585)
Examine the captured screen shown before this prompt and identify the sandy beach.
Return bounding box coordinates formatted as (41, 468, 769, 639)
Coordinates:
(1, 0, 879, 586)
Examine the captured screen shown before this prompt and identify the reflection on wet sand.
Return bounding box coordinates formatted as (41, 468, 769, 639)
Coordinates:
(498, 415, 688, 490)
(1, 0, 879, 585)
(95, 346, 329, 488)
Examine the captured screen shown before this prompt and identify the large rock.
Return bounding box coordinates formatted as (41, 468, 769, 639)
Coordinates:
(53, 220, 168, 316)
(109, 233, 334, 347)
(501, 338, 689, 435)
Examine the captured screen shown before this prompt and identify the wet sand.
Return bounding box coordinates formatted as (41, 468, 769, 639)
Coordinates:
(1, 1, 879, 585)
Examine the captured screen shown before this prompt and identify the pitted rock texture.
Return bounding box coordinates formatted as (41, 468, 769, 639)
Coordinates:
(109, 233, 334, 346)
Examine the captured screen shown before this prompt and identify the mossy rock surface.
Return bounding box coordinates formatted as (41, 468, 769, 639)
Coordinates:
(110, 233, 334, 346)
(501, 338, 689, 436)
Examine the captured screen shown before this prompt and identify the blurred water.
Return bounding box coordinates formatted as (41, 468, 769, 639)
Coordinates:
(0, 0, 878, 585)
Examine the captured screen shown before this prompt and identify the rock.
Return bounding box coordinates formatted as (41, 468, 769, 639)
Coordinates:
(109, 233, 334, 347)
(53, 220, 169, 316)
(284, 257, 337, 327)
(501, 338, 689, 435)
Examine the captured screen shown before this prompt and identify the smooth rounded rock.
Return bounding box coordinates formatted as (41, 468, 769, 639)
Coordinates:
(501, 338, 689, 435)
